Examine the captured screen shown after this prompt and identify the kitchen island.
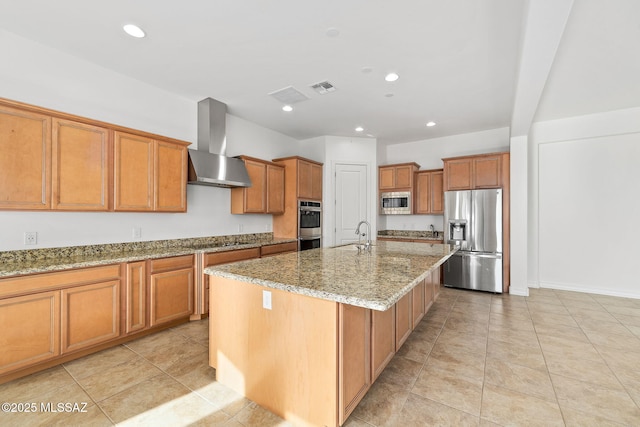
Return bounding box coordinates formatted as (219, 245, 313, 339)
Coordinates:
(205, 241, 456, 427)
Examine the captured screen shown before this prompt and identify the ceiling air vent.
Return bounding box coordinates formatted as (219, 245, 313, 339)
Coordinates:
(268, 86, 310, 104)
(310, 81, 336, 95)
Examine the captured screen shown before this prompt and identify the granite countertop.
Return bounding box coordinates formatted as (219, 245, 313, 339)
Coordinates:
(377, 230, 443, 241)
(0, 235, 297, 278)
(205, 241, 457, 311)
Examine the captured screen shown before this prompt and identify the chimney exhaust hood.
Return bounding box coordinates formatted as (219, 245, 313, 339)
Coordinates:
(187, 98, 252, 188)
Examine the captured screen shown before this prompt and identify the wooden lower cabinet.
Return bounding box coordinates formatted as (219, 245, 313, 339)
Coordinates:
(260, 241, 298, 257)
(412, 279, 426, 328)
(125, 261, 147, 334)
(395, 292, 413, 350)
(339, 304, 371, 424)
(0, 291, 60, 375)
(61, 280, 120, 353)
(371, 306, 395, 381)
(149, 255, 194, 327)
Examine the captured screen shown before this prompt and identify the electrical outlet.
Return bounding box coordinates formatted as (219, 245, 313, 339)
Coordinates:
(133, 227, 142, 240)
(24, 231, 37, 245)
(262, 290, 272, 310)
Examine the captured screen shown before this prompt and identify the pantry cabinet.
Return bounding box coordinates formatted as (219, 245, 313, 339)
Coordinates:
(414, 169, 444, 214)
(378, 163, 420, 191)
(0, 104, 51, 210)
(231, 156, 285, 214)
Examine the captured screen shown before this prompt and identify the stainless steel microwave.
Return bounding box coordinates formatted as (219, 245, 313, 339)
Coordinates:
(380, 191, 411, 214)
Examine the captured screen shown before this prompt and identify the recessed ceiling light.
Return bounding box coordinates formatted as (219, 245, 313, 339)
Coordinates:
(123, 24, 145, 38)
(355, 126, 364, 132)
(361, 66, 373, 74)
(384, 72, 399, 82)
(384, 93, 394, 98)
(325, 27, 340, 37)
(282, 105, 293, 112)
(426, 121, 436, 127)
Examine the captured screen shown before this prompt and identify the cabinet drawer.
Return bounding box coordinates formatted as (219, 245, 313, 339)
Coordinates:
(150, 255, 194, 273)
(0, 264, 121, 299)
(260, 242, 297, 257)
(204, 248, 260, 266)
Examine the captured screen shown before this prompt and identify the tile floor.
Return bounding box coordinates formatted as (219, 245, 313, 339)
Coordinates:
(1, 287, 640, 426)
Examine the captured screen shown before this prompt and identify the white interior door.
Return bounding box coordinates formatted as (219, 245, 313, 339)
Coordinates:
(335, 163, 368, 245)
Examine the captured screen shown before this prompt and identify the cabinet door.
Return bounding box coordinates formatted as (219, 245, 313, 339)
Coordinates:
(52, 119, 110, 211)
(378, 167, 395, 190)
(395, 292, 412, 350)
(114, 132, 154, 211)
(243, 159, 267, 213)
(125, 261, 146, 334)
(394, 165, 413, 188)
(149, 267, 193, 326)
(61, 280, 120, 353)
(412, 280, 426, 328)
(339, 304, 371, 425)
(297, 160, 312, 199)
(0, 105, 51, 210)
(0, 291, 60, 375)
(474, 155, 502, 188)
(266, 163, 284, 214)
(155, 140, 187, 212)
(444, 158, 473, 191)
(371, 306, 395, 381)
(311, 163, 323, 200)
(424, 271, 434, 313)
(430, 171, 444, 214)
(414, 172, 431, 214)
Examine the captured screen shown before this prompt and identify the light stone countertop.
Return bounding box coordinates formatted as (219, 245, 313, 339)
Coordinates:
(205, 241, 457, 311)
(0, 236, 297, 278)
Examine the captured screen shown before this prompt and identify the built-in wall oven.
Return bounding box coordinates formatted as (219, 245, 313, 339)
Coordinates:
(298, 200, 321, 251)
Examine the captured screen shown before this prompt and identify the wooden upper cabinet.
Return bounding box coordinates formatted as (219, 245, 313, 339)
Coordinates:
(0, 105, 51, 210)
(443, 152, 506, 191)
(414, 169, 444, 214)
(114, 132, 154, 211)
(114, 132, 188, 212)
(52, 119, 111, 211)
(231, 156, 284, 214)
(310, 162, 323, 200)
(297, 159, 323, 200)
(155, 140, 187, 212)
(378, 163, 420, 191)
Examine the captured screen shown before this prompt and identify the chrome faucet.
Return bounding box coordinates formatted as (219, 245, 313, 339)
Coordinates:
(355, 220, 372, 252)
(430, 224, 435, 235)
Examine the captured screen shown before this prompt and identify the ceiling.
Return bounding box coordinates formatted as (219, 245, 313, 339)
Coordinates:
(0, 1, 638, 144)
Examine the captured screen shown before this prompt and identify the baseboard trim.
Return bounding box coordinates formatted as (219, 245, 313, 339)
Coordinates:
(539, 281, 640, 300)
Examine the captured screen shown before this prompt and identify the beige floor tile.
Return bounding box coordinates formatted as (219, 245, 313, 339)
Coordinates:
(565, 306, 618, 322)
(435, 329, 488, 354)
(452, 301, 492, 315)
(412, 363, 483, 416)
(0, 402, 113, 427)
(163, 346, 216, 391)
(543, 349, 623, 391)
(75, 356, 162, 402)
(594, 295, 640, 308)
(596, 346, 640, 374)
(527, 301, 570, 315)
(584, 329, 640, 352)
(487, 337, 547, 371)
(560, 298, 606, 311)
(489, 312, 536, 332)
(171, 318, 208, 340)
(484, 357, 556, 402)
(394, 333, 434, 364)
(553, 289, 598, 302)
(385, 393, 480, 427)
(342, 417, 376, 427)
(480, 383, 564, 427)
(612, 312, 640, 326)
(525, 294, 564, 307)
(125, 330, 207, 370)
(551, 373, 640, 425)
(531, 312, 579, 328)
(376, 355, 424, 389)
(532, 322, 589, 343)
(43, 405, 114, 427)
(486, 325, 540, 348)
(575, 318, 631, 336)
(455, 291, 493, 305)
(63, 345, 138, 380)
(0, 366, 76, 402)
(537, 333, 602, 362)
(489, 303, 530, 318)
(602, 304, 640, 318)
(443, 317, 489, 336)
(350, 379, 410, 426)
(410, 320, 442, 342)
(99, 374, 227, 426)
(560, 406, 627, 427)
(426, 345, 487, 383)
(194, 380, 251, 416)
(626, 324, 640, 339)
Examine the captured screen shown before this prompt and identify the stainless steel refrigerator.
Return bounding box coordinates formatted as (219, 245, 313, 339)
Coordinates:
(443, 189, 503, 293)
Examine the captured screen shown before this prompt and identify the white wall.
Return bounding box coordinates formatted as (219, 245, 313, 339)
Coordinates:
(530, 107, 640, 298)
(0, 30, 301, 251)
(380, 127, 511, 232)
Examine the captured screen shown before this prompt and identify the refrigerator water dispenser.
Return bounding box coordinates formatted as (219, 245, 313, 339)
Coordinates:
(448, 220, 467, 241)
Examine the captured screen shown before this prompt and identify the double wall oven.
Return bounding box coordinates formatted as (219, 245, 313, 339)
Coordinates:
(298, 200, 321, 251)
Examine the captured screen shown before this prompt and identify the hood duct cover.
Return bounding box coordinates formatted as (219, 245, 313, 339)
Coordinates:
(187, 98, 252, 188)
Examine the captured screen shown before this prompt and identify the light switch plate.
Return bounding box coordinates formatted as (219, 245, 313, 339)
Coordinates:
(262, 290, 272, 310)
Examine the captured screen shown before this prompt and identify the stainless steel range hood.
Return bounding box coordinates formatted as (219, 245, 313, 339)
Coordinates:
(187, 98, 252, 188)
